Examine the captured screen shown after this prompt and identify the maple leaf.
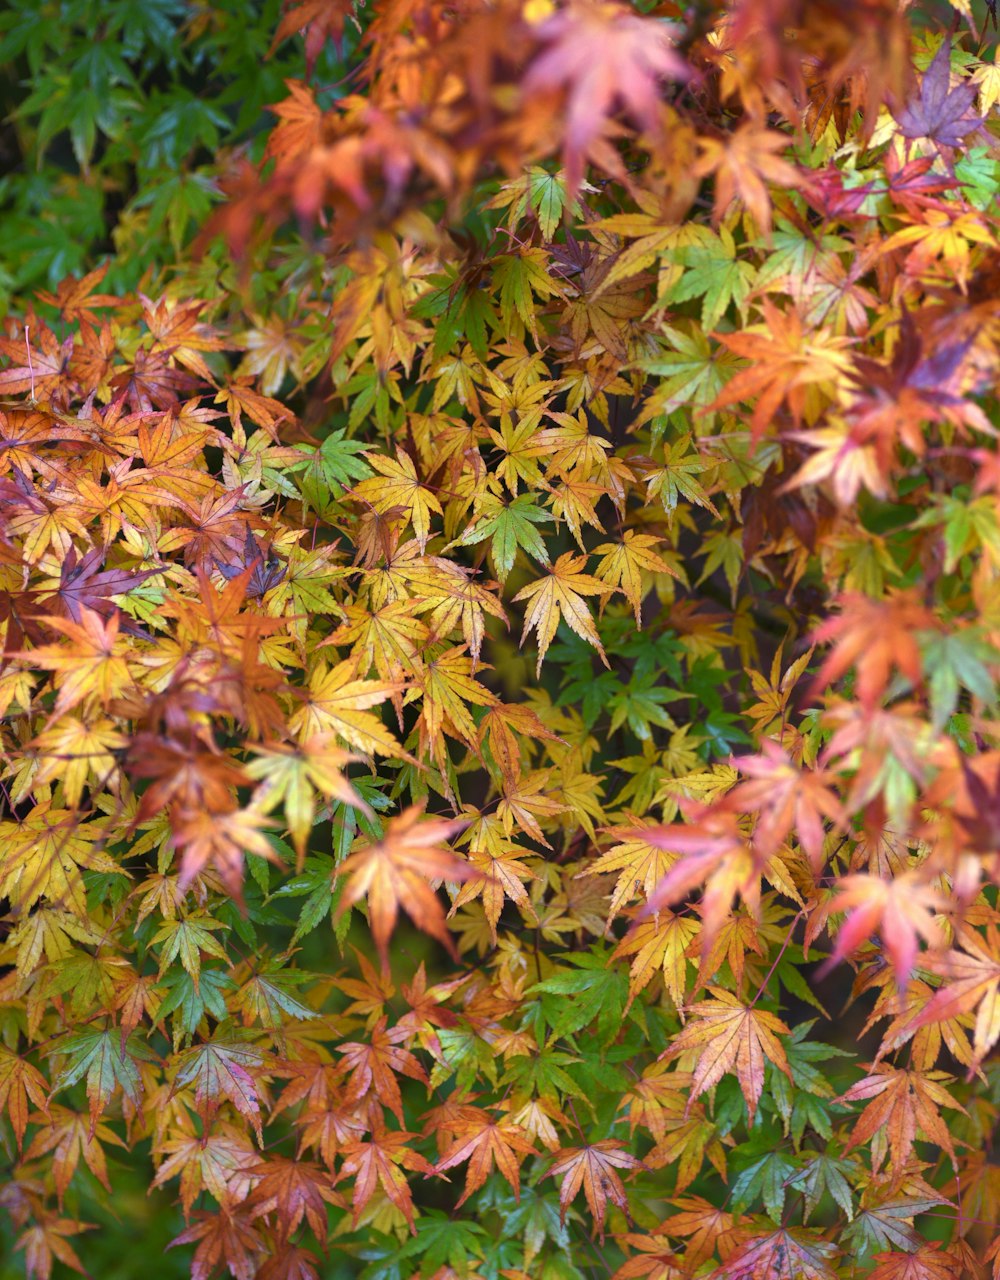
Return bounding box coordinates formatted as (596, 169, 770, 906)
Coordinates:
(52, 1028, 156, 1134)
(433, 1110, 538, 1205)
(152, 1127, 260, 1217)
(593, 531, 676, 624)
(269, 1, 359, 68)
(906, 927, 1000, 1067)
(838, 1064, 965, 1176)
(694, 125, 803, 239)
(810, 591, 935, 708)
(613, 912, 699, 1011)
(710, 301, 853, 440)
(15, 1215, 93, 1280)
(0, 1048, 49, 1151)
(513, 552, 611, 675)
(726, 741, 843, 870)
(894, 41, 984, 147)
(168, 803, 280, 904)
(336, 1125, 434, 1235)
(818, 872, 948, 987)
(639, 811, 766, 955)
(24, 1105, 125, 1204)
(289, 658, 405, 757)
(710, 1228, 840, 1280)
(338, 1016, 428, 1123)
(477, 702, 562, 788)
(522, 1, 687, 196)
(660, 1196, 740, 1270)
(644, 435, 720, 524)
(457, 493, 553, 586)
(583, 821, 681, 927)
(168, 1208, 264, 1280)
(351, 450, 443, 552)
(662, 988, 793, 1122)
(0, 804, 120, 916)
(869, 1243, 962, 1280)
(545, 1140, 641, 1241)
(34, 544, 157, 622)
(611, 1231, 684, 1280)
(334, 804, 472, 969)
(448, 835, 539, 944)
(16, 607, 135, 716)
(173, 1032, 267, 1142)
(247, 735, 371, 861)
(247, 1156, 343, 1240)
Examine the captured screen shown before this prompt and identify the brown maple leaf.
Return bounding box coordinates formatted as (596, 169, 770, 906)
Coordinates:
(168, 1208, 264, 1280)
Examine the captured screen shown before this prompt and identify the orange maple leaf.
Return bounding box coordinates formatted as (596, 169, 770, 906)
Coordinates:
(661, 988, 793, 1122)
(336, 1124, 434, 1236)
(334, 804, 472, 969)
(433, 1110, 539, 1205)
(818, 872, 948, 988)
(838, 1063, 966, 1176)
(546, 1140, 641, 1241)
(810, 591, 935, 709)
(709, 301, 853, 440)
(694, 124, 803, 238)
(522, 1, 687, 196)
(906, 926, 1000, 1068)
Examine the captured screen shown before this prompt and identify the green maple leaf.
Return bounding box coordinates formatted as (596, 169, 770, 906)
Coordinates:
(457, 493, 553, 583)
(639, 323, 741, 440)
(919, 627, 998, 729)
(667, 227, 756, 329)
(53, 1028, 156, 1130)
(645, 435, 719, 524)
(530, 952, 629, 1042)
(730, 1146, 798, 1223)
(788, 1153, 855, 1222)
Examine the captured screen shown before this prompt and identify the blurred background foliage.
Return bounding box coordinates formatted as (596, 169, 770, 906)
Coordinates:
(0, 0, 352, 310)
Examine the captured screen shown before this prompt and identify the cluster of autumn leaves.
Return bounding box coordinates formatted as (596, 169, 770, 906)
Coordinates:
(1, 0, 1000, 1278)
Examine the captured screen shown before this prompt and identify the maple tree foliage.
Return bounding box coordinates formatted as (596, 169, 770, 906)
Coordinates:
(1, 1, 1000, 1279)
